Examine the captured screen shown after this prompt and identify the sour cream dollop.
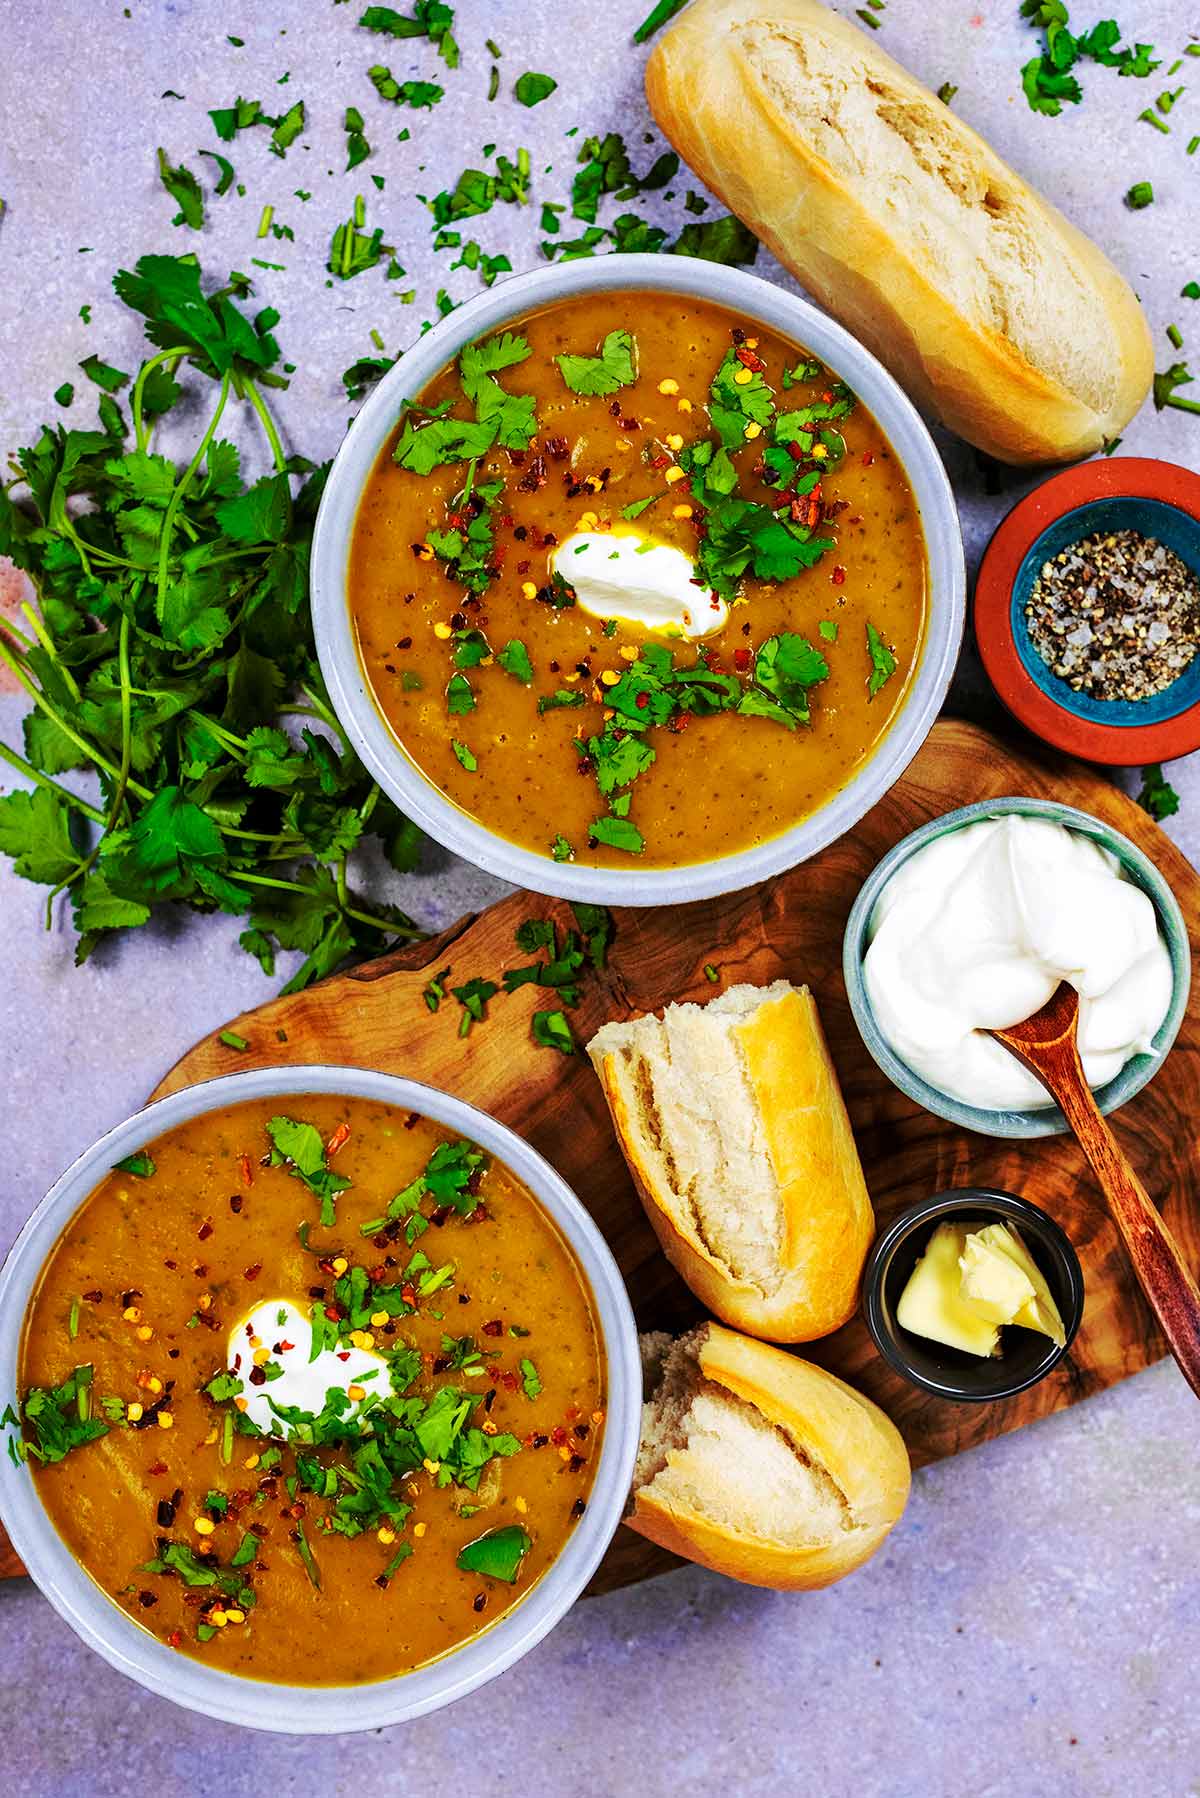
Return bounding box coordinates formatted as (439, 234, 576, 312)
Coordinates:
(229, 1299, 389, 1435)
(551, 528, 726, 638)
(862, 814, 1173, 1110)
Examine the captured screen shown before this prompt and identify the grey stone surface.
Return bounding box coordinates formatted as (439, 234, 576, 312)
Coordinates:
(1, 1, 1199, 1791)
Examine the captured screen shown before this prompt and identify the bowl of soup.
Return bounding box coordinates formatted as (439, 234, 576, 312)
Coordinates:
(312, 255, 965, 903)
(0, 1066, 640, 1732)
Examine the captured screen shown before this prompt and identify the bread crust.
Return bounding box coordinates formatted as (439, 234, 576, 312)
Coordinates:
(628, 1323, 911, 1589)
(645, 0, 1152, 464)
(591, 986, 875, 1342)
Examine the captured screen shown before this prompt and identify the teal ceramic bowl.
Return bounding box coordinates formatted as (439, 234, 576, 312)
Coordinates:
(842, 797, 1191, 1139)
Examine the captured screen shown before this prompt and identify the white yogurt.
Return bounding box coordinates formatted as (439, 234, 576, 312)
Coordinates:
(863, 814, 1173, 1110)
(229, 1298, 389, 1435)
(551, 528, 726, 638)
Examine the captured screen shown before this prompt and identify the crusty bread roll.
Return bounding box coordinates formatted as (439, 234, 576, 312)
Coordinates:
(629, 1323, 910, 1588)
(588, 980, 874, 1342)
(646, 0, 1153, 464)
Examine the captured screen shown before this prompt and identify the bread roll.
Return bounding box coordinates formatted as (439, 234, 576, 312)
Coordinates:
(629, 1322, 911, 1589)
(588, 980, 874, 1342)
(646, 0, 1152, 464)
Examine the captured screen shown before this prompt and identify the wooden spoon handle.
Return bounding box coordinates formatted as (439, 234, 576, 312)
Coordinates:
(1053, 1075, 1200, 1398)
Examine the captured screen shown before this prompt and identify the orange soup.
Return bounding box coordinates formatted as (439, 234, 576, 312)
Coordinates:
(349, 288, 927, 868)
(16, 1095, 604, 1685)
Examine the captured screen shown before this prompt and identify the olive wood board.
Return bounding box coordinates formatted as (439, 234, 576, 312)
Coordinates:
(3, 720, 1197, 1596)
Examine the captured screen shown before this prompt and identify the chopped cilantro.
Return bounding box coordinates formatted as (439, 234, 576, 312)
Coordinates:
(498, 639, 534, 684)
(1125, 181, 1155, 209)
(114, 1151, 156, 1178)
(455, 1524, 531, 1583)
(515, 72, 557, 107)
(556, 328, 637, 396)
(633, 0, 689, 42)
(451, 739, 477, 772)
(266, 1115, 352, 1226)
(1137, 764, 1180, 820)
(866, 621, 898, 697)
(156, 148, 204, 229)
(21, 1366, 108, 1463)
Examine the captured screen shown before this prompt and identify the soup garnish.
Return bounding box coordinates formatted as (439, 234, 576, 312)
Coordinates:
(14, 1095, 604, 1685)
(349, 289, 927, 868)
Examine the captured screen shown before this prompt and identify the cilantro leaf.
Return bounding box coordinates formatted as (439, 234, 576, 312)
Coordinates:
(866, 621, 898, 697)
(498, 639, 534, 684)
(590, 814, 645, 853)
(156, 149, 205, 230)
(0, 787, 78, 884)
(1137, 764, 1180, 821)
(532, 1010, 575, 1054)
(515, 72, 557, 107)
(455, 1524, 531, 1583)
(556, 329, 638, 397)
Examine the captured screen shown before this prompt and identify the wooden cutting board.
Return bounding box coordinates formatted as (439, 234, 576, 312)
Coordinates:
(4, 720, 1197, 1594)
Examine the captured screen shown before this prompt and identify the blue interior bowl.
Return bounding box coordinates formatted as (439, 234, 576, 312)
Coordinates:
(1011, 496, 1200, 728)
(842, 797, 1192, 1140)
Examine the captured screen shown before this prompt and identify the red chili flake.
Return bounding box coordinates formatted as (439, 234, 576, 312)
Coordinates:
(238, 1153, 254, 1188)
(648, 453, 669, 470)
(574, 1421, 590, 1439)
(401, 1284, 417, 1307)
(568, 1453, 585, 1473)
(325, 1306, 340, 1322)
(620, 416, 640, 432)
(571, 1496, 587, 1519)
(278, 1340, 296, 1353)
(806, 498, 822, 529)
(734, 345, 766, 373)
(82, 1289, 103, 1304)
(634, 692, 650, 709)
(733, 648, 751, 671)
(163, 1259, 177, 1271)
(121, 1289, 142, 1308)
(166, 1630, 183, 1649)
(138, 1590, 158, 1608)
(248, 1366, 267, 1386)
(507, 449, 526, 467)
(326, 1122, 351, 1159)
(500, 1370, 519, 1392)
(156, 1497, 176, 1528)
(550, 1425, 569, 1446)
(481, 1319, 504, 1338)
(861, 451, 874, 467)
(543, 531, 558, 548)
(243, 1263, 263, 1282)
(404, 1113, 420, 1131)
(831, 566, 846, 586)
(229, 1194, 243, 1215)
(531, 1433, 549, 1449)
(516, 558, 531, 576)
(197, 1221, 213, 1242)
(148, 1460, 168, 1477)
(731, 326, 747, 345)
(545, 435, 569, 460)
(472, 1593, 487, 1613)
(336, 1351, 351, 1363)
(517, 455, 547, 494)
(193, 1263, 207, 1278)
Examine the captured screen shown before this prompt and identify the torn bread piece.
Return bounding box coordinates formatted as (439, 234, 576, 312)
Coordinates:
(630, 1323, 910, 1589)
(645, 0, 1152, 464)
(588, 981, 874, 1342)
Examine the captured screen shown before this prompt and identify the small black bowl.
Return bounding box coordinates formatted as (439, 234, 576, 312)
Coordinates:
(862, 1190, 1085, 1403)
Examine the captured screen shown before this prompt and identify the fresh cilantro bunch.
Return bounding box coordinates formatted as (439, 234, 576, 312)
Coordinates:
(0, 255, 423, 988)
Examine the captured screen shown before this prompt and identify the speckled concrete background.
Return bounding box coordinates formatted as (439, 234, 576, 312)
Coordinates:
(2, 2, 1199, 1792)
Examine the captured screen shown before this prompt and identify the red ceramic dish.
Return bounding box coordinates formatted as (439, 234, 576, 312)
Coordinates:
(974, 457, 1200, 765)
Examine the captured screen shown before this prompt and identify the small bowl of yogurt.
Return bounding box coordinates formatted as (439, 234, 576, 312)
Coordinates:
(842, 798, 1191, 1138)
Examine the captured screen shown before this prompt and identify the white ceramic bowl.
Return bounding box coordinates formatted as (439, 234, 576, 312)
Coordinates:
(311, 254, 966, 904)
(0, 1067, 640, 1734)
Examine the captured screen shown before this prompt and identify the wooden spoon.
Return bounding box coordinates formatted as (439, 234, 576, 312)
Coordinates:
(991, 981, 1200, 1399)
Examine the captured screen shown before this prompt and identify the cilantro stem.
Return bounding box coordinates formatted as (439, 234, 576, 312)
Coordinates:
(0, 739, 106, 826)
(132, 348, 188, 452)
(243, 378, 287, 475)
(155, 371, 232, 625)
(232, 868, 420, 938)
(21, 603, 81, 702)
(0, 634, 149, 797)
(42, 613, 135, 920)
